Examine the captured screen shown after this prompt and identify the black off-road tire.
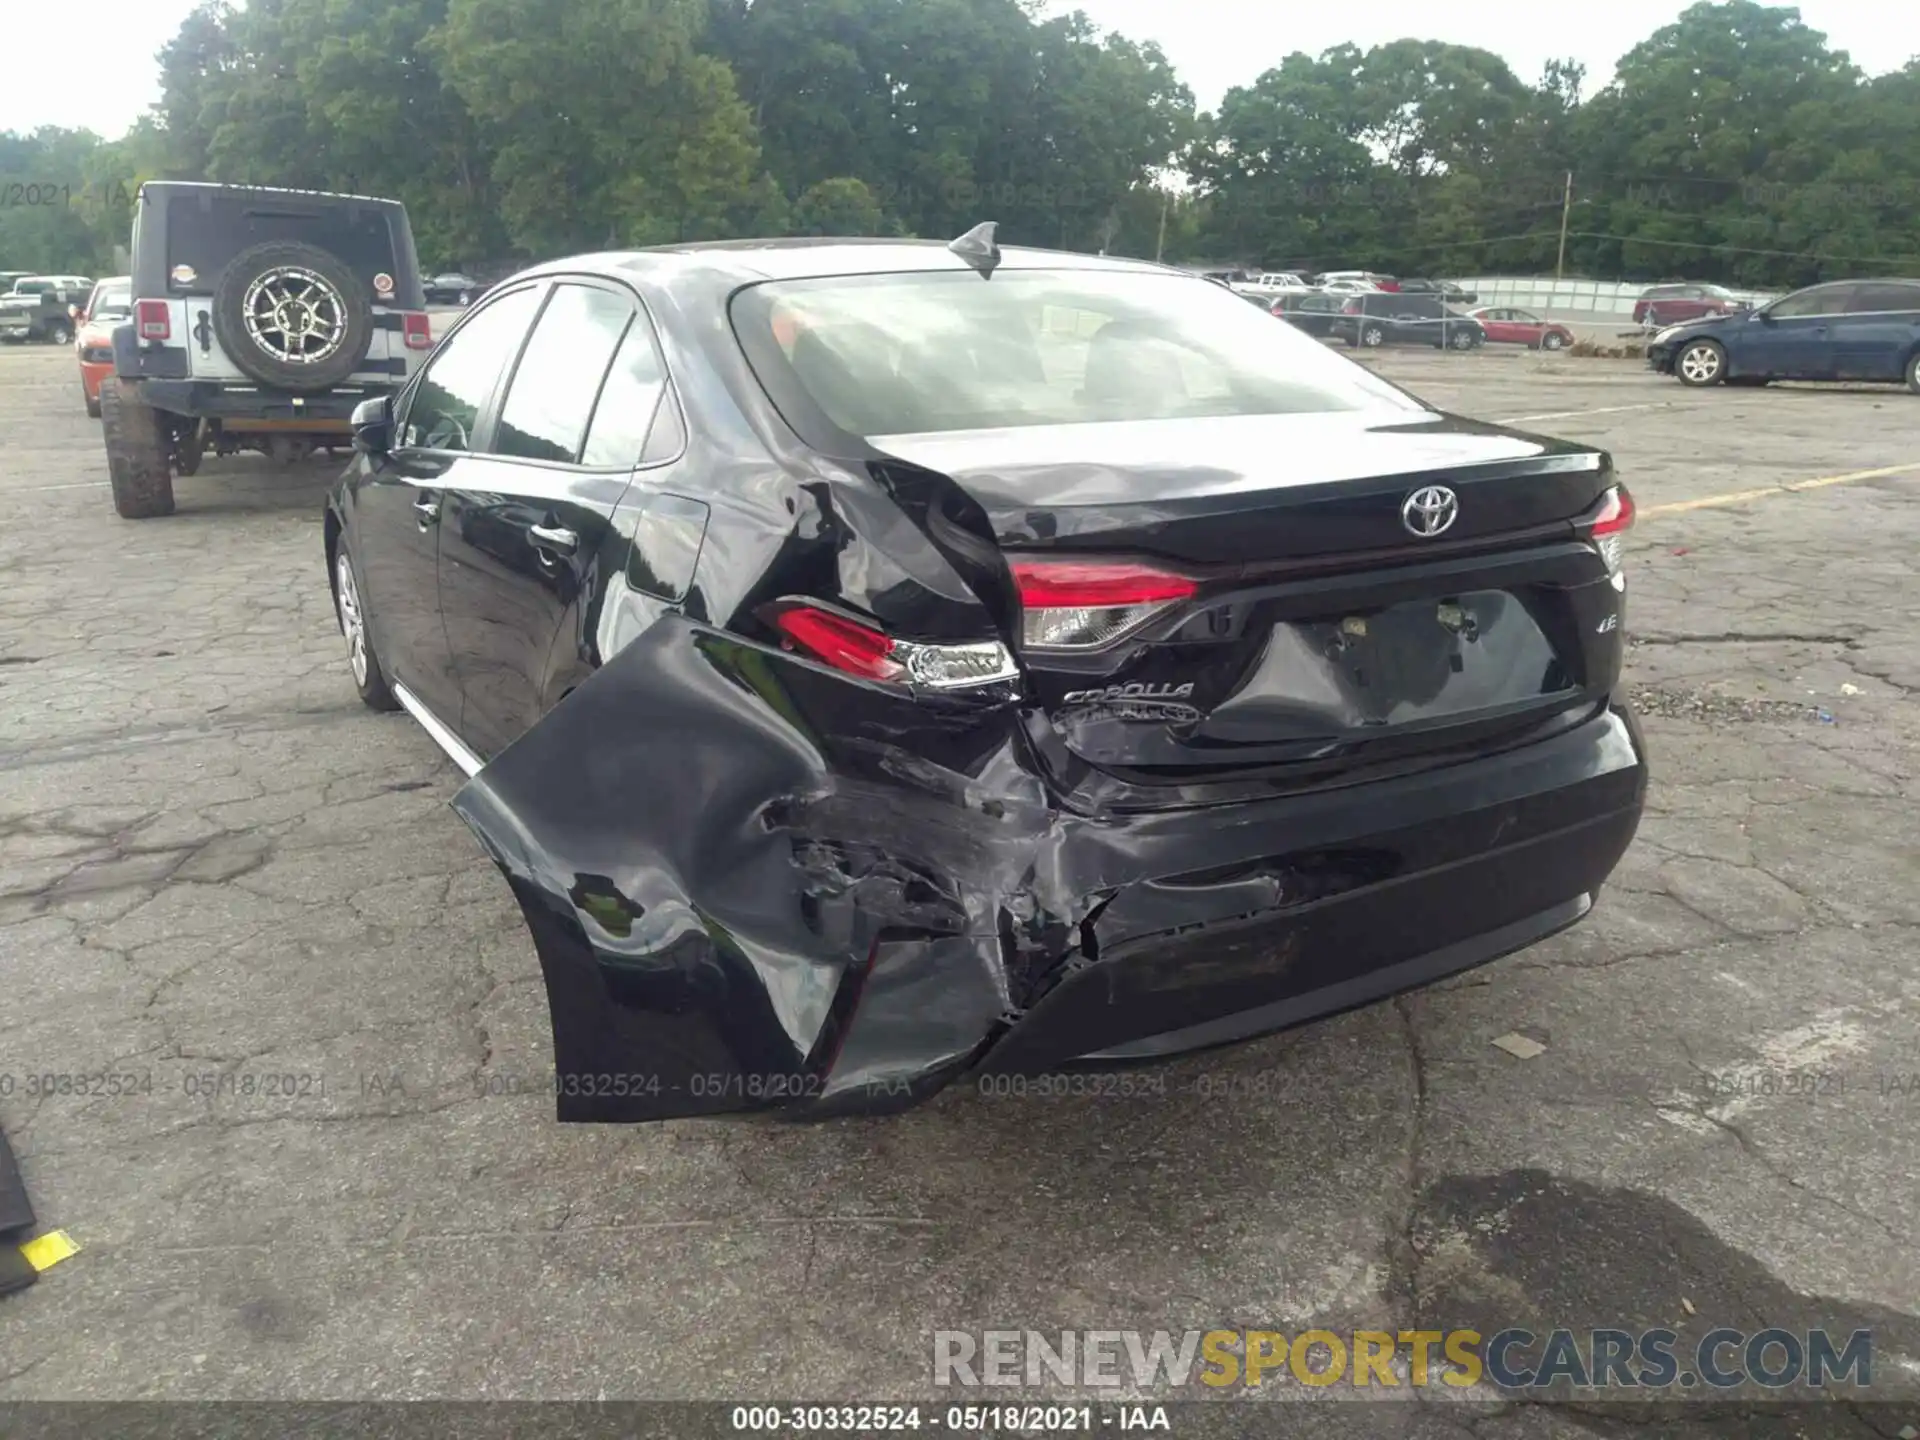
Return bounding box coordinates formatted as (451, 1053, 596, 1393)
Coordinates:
(212, 240, 373, 393)
(101, 380, 176, 519)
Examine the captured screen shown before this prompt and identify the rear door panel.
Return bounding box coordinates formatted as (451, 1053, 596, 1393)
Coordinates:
(437, 279, 665, 759)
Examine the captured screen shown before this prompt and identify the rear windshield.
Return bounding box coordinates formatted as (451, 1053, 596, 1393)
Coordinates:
(732, 269, 1423, 440)
(163, 195, 404, 296)
(92, 284, 132, 319)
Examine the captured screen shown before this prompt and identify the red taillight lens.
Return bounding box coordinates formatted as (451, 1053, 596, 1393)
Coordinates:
(1010, 558, 1198, 652)
(135, 300, 169, 341)
(1589, 485, 1635, 576)
(772, 605, 903, 682)
(402, 312, 433, 350)
(768, 602, 1019, 690)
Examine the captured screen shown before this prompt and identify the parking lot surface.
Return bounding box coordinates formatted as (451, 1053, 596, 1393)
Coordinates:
(3, 340, 1918, 1434)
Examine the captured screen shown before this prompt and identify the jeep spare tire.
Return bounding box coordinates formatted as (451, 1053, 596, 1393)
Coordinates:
(211, 240, 373, 392)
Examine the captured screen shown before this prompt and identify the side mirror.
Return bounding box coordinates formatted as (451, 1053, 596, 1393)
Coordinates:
(351, 395, 393, 456)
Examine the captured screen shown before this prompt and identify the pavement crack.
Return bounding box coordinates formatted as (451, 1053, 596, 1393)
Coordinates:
(1391, 994, 1428, 1332)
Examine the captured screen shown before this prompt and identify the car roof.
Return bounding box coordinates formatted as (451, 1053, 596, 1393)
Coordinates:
(510, 237, 1175, 289)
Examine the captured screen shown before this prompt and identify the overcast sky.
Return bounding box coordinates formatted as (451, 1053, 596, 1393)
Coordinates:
(4, 0, 1917, 140)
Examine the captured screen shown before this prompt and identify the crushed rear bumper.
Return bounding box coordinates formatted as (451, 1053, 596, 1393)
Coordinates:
(450, 617, 1646, 1123)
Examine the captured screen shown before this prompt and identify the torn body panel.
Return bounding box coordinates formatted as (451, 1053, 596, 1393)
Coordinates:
(452, 612, 1646, 1123)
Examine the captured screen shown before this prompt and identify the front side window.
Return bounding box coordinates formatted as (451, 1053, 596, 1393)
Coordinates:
(1767, 285, 1851, 320)
(492, 284, 634, 464)
(734, 268, 1424, 441)
(401, 286, 543, 452)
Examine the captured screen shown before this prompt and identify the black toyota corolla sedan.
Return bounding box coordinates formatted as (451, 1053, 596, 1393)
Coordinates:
(325, 229, 1647, 1124)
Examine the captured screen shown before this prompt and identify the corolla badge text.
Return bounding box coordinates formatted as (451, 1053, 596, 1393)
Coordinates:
(1062, 682, 1195, 704)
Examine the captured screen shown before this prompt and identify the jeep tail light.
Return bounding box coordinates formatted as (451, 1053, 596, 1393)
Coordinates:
(136, 300, 170, 341)
(1588, 485, 1635, 578)
(1010, 558, 1198, 652)
(767, 601, 1018, 691)
(402, 312, 433, 350)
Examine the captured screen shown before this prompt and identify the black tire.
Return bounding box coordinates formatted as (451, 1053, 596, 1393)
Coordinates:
(1907, 352, 1920, 396)
(84, 386, 101, 419)
(45, 320, 73, 346)
(1674, 339, 1727, 388)
(331, 534, 400, 712)
(100, 380, 176, 519)
(1541, 331, 1567, 351)
(212, 240, 373, 393)
(1360, 323, 1386, 348)
(1448, 327, 1476, 351)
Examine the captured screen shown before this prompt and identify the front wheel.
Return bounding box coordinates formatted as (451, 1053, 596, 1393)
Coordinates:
(1907, 352, 1920, 396)
(1448, 328, 1476, 351)
(1675, 339, 1726, 387)
(333, 541, 400, 712)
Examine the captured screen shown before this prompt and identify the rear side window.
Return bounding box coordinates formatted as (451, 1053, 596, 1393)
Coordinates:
(581, 315, 670, 466)
(1846, 283, 1920, 314)
(492, 284, 634, 464)
(163, 195, 403, 296)
(401, 286, 543, 452)
(733, 268, 1423, 442)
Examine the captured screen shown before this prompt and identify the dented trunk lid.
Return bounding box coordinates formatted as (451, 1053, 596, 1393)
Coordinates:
(872, 410, 1627, 788)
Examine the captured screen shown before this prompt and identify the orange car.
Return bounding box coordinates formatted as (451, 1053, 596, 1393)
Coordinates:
(74, 275, 131, 418)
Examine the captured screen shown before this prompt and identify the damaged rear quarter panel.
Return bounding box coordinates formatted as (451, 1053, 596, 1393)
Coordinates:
(449, 616, 1086, 1122)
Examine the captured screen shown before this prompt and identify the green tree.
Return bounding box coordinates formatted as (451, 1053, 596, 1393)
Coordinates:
(436, 0, 765, 251)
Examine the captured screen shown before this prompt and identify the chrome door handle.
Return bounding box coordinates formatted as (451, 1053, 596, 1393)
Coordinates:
(528, 523, 578, 555)
(412, 495, 440, 524)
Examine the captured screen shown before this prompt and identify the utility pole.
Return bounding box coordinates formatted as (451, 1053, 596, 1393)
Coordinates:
(1555, 171, 1573, 279)
(1154, 189, 1170, 264)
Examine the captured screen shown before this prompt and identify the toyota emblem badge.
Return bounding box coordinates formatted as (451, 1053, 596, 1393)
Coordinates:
(1401, 485, 1459, 538)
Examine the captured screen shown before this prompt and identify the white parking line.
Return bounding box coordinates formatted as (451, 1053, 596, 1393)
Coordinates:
(1494, 402, 1675, 425)
(4, 481, 109, 493)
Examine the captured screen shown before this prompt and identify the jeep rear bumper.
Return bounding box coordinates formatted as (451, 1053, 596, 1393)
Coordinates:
(125, 379, 396, 424)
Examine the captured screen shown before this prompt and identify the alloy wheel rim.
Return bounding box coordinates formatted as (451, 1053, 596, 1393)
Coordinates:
(335, 552, 368, 685)
(243, 266, 349, 365)
(1364, 328, 1383, 346)
(1680, 345, 1720, 382)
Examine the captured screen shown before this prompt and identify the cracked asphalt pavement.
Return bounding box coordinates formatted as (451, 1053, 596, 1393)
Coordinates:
(3, 340, 1919, 1437)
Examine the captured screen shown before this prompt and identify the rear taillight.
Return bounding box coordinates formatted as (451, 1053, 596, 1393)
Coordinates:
(402, 312, 433, 350)
(768, 601, 1018, 691)
(1010, 558, 1198, 652)
(135, 300, 169, 341)
(1589, 485, 1635, 578)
